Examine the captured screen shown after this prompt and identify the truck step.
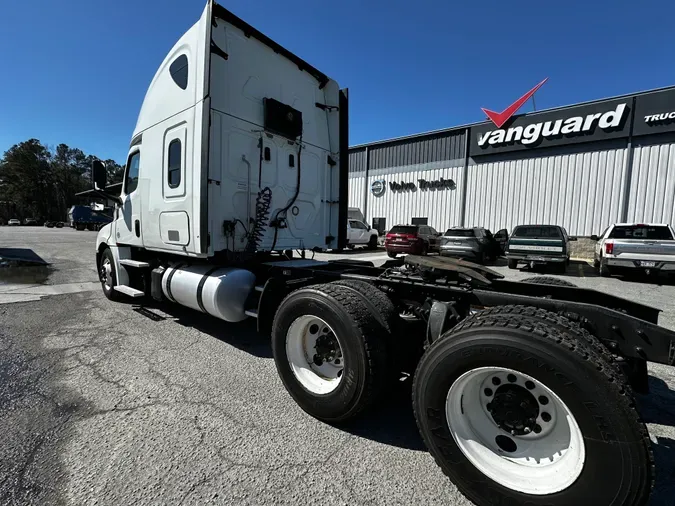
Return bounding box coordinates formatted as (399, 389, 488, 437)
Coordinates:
(115, 285, 145, 298)
(119, 259, 151, 268)
(244, 309, 258, 318)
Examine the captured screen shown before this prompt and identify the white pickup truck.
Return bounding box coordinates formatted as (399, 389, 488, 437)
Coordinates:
(593, 223, 675, 277)
(346, 219, 379, 249)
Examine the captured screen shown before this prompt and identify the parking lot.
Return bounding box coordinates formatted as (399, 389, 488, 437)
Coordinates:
(1, 226, 675, 505)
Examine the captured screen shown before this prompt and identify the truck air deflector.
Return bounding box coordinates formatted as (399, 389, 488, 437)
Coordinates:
(211, 2, 329, 89)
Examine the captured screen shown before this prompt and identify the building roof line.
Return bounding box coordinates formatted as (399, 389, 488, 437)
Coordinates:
(349, 83, 675, 150)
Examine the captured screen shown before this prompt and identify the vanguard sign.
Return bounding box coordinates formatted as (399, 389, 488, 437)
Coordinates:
(470, 98, 633, 156)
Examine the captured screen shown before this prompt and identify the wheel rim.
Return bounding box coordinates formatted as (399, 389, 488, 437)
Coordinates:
(286, 315, 344, 395)
(100, 258, 112, 290)
(446, 366, 585, 495)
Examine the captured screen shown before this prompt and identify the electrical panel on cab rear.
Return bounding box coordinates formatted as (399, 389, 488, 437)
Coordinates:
(205, 4, 348, 257)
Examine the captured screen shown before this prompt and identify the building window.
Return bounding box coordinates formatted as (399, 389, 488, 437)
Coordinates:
(169, 54, 188, 90)
(168, 140, 181, 188)
(125, 152, 140, 194)
(411, 217, 428, 226)
(372, 217, 386, 235)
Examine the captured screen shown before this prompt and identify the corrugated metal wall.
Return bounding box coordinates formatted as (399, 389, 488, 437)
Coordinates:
(626, 142, 675, 225)
(465, 148, 628, 236)
(368, 130, 465, 170)
(349, 148, 367, 174)
(367, 166, 464, 231)
(348, 175, 366, 211)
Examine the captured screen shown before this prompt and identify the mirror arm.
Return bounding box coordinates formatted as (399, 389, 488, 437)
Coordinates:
(92, 189, 123, 206)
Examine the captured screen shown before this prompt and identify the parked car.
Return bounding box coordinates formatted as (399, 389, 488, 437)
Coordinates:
(8, 218, 21, 226)
(44, 221, 55, 228)
(506, 224, 575, 272)
(384, 224, 441, 258)
(346, 219, 378, 250)
(24, 218, 38, 226)
(592, 223, 675, 277)
(55, 221, 64, 228)
(440, 227, 508, 263)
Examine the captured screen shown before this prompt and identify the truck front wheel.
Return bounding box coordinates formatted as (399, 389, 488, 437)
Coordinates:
(98, 248, 123, 301)
(413, 312, 653, 506)
(368, 235, 378, 250)
(271, 283, 389, 423)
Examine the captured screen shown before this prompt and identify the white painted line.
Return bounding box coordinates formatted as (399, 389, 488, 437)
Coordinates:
(0, 281, 100, 304)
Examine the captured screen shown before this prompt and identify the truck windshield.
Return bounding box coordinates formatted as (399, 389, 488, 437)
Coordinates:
(608, 225, 674, 240)
(512, 226, 562, 239)
(445, 229, 475, 237)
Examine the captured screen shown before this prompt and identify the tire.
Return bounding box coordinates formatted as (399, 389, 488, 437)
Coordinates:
(271, 283, 389, 423)
(507, 258, 518, 269)
(475, 251, 485, 265)
(368, 235, 378, 250)
(555, 261, 567, 274)
(329, 279, 422, 378)
(421, 243, 429, 256)
(521, 276, 577, 287)
(599, 260, 611, 277)
(98, 248, 123, 301)
(387, 251, 397, 258)
(413, 311, 653, 506)
(471, 305, 622, 376)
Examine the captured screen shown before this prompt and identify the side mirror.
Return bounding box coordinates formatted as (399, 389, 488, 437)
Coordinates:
(92, 160, 107, 190)
(590, 235, 599, 241)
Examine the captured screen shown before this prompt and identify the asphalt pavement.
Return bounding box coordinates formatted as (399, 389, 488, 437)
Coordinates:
(1, 226, 674, 505)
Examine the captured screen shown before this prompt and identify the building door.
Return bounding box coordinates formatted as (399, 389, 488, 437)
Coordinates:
(372, 217, 386, 236)
(411, 217, 428, 226)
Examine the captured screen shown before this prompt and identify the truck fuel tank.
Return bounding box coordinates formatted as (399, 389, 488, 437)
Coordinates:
(161, 265, 256, 322)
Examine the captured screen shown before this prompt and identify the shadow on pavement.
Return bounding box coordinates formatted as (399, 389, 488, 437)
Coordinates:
(638, 376, 675, 427)
(130, 301, 273, 359)
(651, 436, 675, 506)
(0, 248, 53, 285)
(339, 378, 426, 452)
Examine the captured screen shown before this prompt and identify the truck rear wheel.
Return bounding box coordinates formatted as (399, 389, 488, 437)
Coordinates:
(413, 312, 653, 506)
(271, 283, 389, 423)
(368, 235, 378, 250)
(507, 258, 518, 269)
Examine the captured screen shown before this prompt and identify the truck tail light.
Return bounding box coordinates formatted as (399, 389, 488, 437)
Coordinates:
(605, 242, 614, 255)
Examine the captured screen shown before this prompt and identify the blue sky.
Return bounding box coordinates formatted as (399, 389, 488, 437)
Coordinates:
(2, 0, 675, 164)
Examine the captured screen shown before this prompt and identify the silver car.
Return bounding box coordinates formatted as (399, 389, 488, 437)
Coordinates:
(440, 227, 507, 264)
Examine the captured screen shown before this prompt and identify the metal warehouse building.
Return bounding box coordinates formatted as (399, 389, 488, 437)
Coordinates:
(348, 85, 675, 236)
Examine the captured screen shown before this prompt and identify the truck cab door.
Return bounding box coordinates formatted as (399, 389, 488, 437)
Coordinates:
(115, 149, 143, 246)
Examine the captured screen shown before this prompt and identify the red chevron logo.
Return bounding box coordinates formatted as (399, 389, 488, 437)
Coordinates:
(482, 78, 549, 128)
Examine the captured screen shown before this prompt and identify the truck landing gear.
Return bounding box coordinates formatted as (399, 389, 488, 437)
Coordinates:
(413, 309, 653, 505)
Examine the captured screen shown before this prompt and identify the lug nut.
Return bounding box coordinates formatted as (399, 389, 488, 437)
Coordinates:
(492, 377, 501, 386)
(507, 374, 517, 383)
(541, 412, 551, 422)
(525, 381, 535, 390)
(523, 427, 531, 434)
(538, 395, 549, 405)
(484, 388, 493, 397)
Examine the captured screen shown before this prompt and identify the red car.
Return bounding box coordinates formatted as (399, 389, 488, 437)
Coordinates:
(384, 224, 441, 258)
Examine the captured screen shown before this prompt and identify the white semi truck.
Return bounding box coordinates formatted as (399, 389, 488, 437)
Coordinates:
(91, 3, 674, 504)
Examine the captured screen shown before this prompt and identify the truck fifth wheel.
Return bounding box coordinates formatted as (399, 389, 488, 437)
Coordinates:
(91, 2, 670, 504)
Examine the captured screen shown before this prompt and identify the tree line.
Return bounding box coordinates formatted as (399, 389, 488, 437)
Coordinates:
(0, 138, 123, 223)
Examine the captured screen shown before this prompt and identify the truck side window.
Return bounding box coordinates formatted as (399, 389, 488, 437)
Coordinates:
(169, 54, 188, 90)
(168, 140, 181, 188)
(125, 152, 140, 194)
